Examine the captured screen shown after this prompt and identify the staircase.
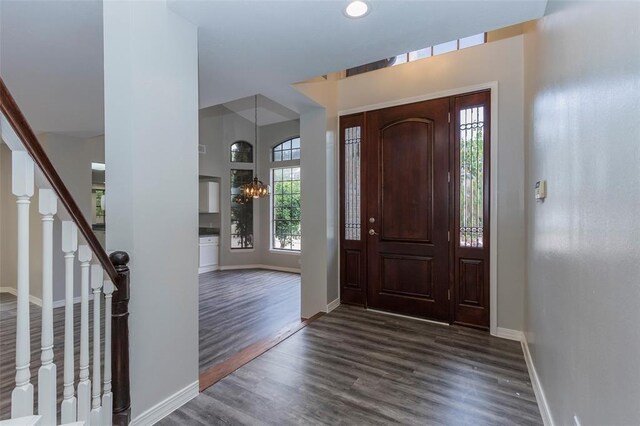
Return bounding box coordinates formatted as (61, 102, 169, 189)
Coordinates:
(0, 78, 131, 425)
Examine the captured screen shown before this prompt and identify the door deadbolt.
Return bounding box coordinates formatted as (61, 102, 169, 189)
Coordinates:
(369, 217, 375, 223)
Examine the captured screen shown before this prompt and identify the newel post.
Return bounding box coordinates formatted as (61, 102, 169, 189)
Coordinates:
(110, 251, 131, 425)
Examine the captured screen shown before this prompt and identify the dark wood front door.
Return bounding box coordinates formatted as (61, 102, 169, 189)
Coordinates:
(365, 98, 450, 320)
(340, 91, 491, 329)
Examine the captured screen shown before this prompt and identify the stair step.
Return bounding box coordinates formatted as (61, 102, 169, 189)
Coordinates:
(0, 416, 42, 426)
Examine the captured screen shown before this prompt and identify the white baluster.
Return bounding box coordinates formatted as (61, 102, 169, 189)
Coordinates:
(11, 151, 35, 418)
(102, 280, 115, 426)
(90, 265, 103, 425)
(77, 245, 92, 423)
(61, 221, 78, 423)
(37, 189, 57, 425)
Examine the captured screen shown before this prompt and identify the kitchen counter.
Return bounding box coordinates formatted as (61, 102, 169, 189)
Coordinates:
(199, 227, 220, 236)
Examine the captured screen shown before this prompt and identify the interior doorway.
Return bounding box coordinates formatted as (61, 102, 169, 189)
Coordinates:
(339, 90, 491, 329)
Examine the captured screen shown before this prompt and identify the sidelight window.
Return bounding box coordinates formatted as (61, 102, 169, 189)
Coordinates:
(459, 106, 485, 247)
(344, 126, 361, 241)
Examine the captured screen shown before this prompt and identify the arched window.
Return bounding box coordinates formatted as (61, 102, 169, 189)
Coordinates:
(272, 137, 300, 162)
(230, 141, 253, 163)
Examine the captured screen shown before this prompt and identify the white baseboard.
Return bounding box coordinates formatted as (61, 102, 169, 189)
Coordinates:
(0, 286, 16, 295)
(1, 288, 92, 309)
(494, 327, 524, 342)
(198, 265, 219, 274)
(52, 295, 94, 309)
(130, 380, 199, 426)
(522, 336, 554, 426)
(326, 298, 340, 313)
(0, 287, 42, 306)
(219, 264, 301, 274)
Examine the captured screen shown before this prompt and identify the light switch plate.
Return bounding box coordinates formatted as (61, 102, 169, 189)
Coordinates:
(535, 180, 547, 201)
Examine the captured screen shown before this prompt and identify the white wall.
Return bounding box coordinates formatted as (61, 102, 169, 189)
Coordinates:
(296, 75, 340, 316)
(336, 36, 526, 331)
(103, 1, 199, 421)
(523, 2, 640, 424)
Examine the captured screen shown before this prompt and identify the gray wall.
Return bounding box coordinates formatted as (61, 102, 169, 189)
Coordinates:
(199, 104, 301, 270)
(258, 120, 301, 270)
(0, 143, 43, 299)
(199, 105, 261, 266)
(523, 1, 640, 424)
(0, 135, 104, 303)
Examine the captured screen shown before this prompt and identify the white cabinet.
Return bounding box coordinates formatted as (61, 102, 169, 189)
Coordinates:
(199, 181, 220, 213)
(198, 235, 219, 274)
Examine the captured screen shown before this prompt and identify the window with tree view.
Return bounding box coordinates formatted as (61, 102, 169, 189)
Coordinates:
(272, 167, 301, 251)
(230, 169, 254, 249)
(459, 106, 484, 247)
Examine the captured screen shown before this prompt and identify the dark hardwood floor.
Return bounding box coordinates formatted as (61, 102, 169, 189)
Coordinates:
(199, 269, 301, 373)
(163, 305, 542, 426)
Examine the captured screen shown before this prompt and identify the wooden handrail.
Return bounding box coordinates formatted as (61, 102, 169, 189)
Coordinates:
(0, 77, 119, 283)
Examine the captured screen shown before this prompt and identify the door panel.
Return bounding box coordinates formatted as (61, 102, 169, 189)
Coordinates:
(381, 120, 433, 242)
(380, 254, 434, 298)
(366, 98, 450, 321)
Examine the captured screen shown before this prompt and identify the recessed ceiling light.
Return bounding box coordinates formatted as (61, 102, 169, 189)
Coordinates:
(345, 0, 369, 18)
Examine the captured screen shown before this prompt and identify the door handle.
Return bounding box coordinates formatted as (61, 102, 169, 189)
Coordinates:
(368, 229, 379, 236)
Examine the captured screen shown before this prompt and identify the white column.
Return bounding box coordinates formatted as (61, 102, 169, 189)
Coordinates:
(104, 1, 199, 417)
(77, 245, 92, 423)
(61, 221, 78, 423)
(102, 280, 115, 426)
(37, 189, 57, 425)
(11, 151, 35, 418)
(90, 265, 103, 425)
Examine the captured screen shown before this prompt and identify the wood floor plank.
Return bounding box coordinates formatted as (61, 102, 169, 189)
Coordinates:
(161, 305, 542, 426)
(198, 269, 301, 372)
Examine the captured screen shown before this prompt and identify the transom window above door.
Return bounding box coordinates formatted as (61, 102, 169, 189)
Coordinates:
(230, 141, 253, 163)
(272, 137, 300, 162)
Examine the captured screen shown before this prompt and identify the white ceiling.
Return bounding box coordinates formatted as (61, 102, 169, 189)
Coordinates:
(0, 0, 547, 135)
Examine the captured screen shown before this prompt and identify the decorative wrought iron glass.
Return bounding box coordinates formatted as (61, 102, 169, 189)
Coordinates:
(344, 126, 361, 241)
(230, 141, 253, 163)
(459, 106, 484, 247)
(230, 169, 254, 249)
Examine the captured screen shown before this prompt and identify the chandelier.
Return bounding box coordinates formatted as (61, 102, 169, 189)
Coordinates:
(241, 95, 270, 199)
